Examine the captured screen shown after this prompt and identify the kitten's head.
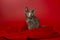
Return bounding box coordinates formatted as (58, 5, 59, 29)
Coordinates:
(25, 7, 35, 18)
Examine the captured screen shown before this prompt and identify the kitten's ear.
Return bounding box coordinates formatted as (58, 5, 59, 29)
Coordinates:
(25, 7, 29, 12)
(31, 8, 36, 13)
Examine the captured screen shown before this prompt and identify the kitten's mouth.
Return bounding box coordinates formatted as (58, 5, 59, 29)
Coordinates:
(27, 16, 32, 19)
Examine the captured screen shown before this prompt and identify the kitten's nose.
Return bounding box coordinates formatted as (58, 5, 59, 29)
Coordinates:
(28, 13, 31, 17)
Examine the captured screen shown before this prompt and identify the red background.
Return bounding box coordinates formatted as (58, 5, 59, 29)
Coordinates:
(0, 0, 60, 40)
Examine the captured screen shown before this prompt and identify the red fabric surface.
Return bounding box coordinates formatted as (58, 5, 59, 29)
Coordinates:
(0, 0, 60, 40)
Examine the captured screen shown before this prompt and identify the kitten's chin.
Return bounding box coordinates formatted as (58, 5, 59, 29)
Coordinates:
(27, 16, 31, 17)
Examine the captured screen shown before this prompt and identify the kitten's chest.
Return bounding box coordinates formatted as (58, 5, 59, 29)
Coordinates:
(26, 18, 34, 23)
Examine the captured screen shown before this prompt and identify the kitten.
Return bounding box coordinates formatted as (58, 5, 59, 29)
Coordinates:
(25, 7, 40, 30)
